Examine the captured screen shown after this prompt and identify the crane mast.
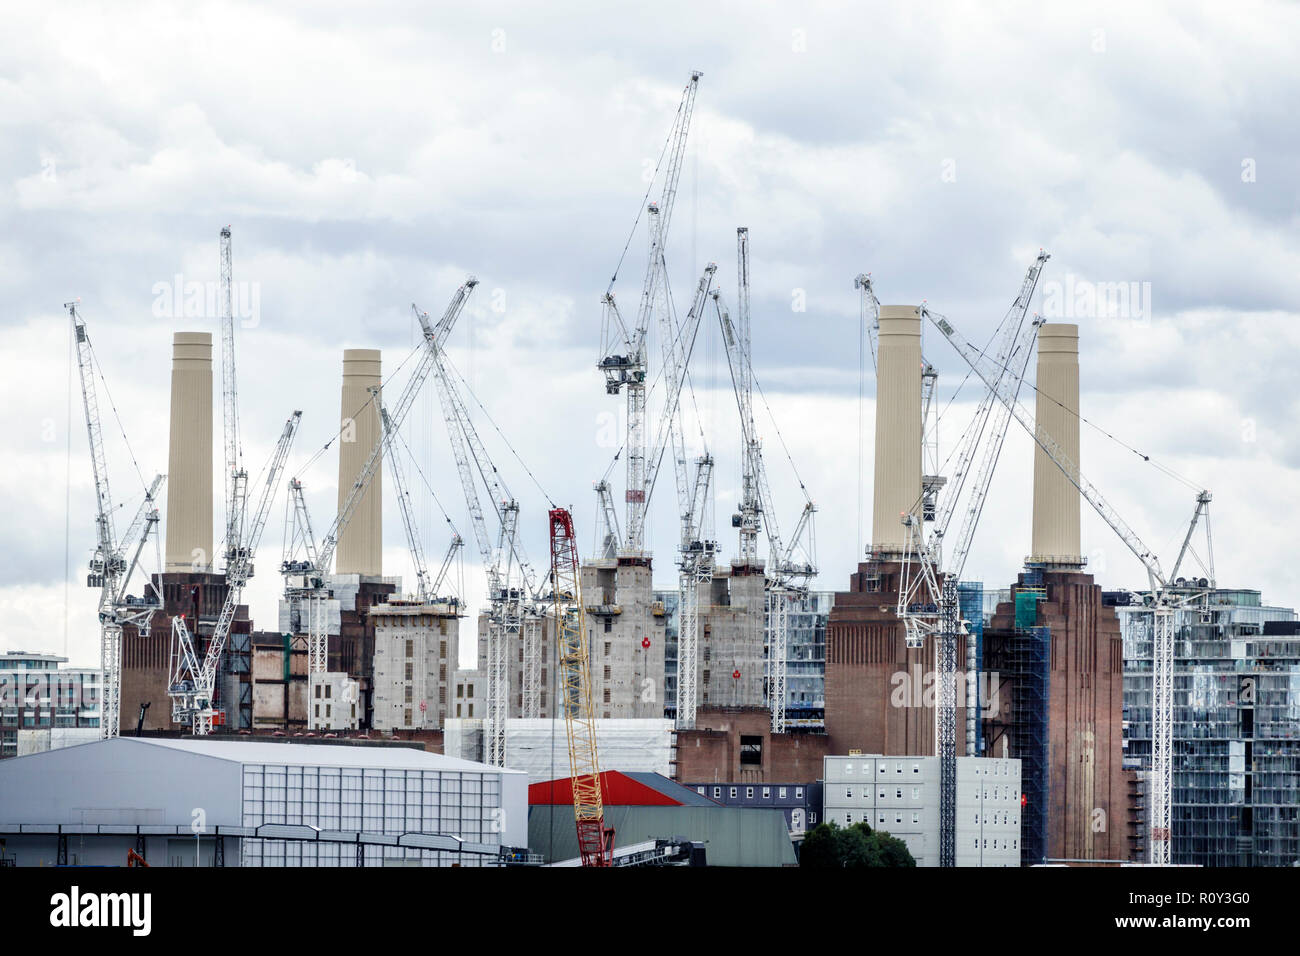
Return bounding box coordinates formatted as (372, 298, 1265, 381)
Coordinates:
(597, 71, 701, 555)
(893, 254, 1048, 867)
(68, 301, 164, 738)
(715, 232, 817, 733)
(219, 226, 247, 573)
(170, 411, 301, 733)
(417, 290, 543, 761)
(549, 507, 614, 866)
(282, 279, 478, 719)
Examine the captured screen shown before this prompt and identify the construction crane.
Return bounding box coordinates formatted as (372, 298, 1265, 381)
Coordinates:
(922, 297, 1213, 867)
(597, 71, 701, 555)
(548, 507, 614, 866)
(170, 411, 301, 733)
(894, 252, 1049, 867)
(713, 230, 818, 733)
(648, 261, 718, 730)
(218, 226, 248, 577)
(68, 301, 165, 739)
(419, 300, 543, 763)
(282, 279, 479, 707)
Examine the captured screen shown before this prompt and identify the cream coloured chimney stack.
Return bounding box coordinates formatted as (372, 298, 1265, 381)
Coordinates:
(1029, 323, 1084, 567)
(165, 332, 214, 572)
(336, 348, 382, 576)
(871, 305, 923, 557)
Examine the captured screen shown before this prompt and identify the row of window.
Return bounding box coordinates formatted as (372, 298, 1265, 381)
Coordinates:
(698, 785, 805, 801)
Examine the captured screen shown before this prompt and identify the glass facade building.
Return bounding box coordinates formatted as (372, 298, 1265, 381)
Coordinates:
(0, 651, 100, 758)
(1118, 588, 1300, 866)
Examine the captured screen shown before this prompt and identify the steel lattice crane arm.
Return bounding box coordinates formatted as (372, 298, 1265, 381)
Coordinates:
(112, 474, 166, 614)
(922, 304, 1168, 590)
(68, 301, 117, 570)
(638, 262, 716, 533)
(855, 273, 881, 374)
(172, 411, 301, 732)
(379, 398, 432, 601)
(548, 507, 613, 867)
(219, 226, 246, 570)
(314, 280, 476, 575)
(931, 252, 1050, 566)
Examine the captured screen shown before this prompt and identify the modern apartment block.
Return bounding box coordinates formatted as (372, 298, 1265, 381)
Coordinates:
(822, 754, 1022, 866)
(1118, 586, 1300, 866)
(0, 652, 101, 758)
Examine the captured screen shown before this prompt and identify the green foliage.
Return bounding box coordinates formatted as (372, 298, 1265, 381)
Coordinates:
(799, 821, 917, 868)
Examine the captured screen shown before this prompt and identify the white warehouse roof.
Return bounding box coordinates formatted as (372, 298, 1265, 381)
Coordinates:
(132, 737, 526, 773)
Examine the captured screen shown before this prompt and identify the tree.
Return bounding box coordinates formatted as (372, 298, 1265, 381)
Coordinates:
(799, 821, 916, 868)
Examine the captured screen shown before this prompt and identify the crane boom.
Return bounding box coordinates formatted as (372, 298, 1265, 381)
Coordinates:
(171, 411, 301, 733)
(598, 72, 702, 555)
(219, 226, 246, 571)
(549, 507, 613, 866)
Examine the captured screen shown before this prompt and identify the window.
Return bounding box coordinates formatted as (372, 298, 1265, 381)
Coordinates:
(912, 812, 919, 825)
(325, 684, 332, 699)
(696, 787, 705, 795)
(404, 708, 412, 727)
(603, 688, 611, 704)
(912, 762, 920, 774)
(844, 762, 854, 775)
(729, 787, 737, 799)
(405, 685, 413, 703)
(604, 620, 612, 633)
(467, 683, 474, 696)
(405, 640, 413, 658)
(896, 789, 902, 799)
(604, 642, 611, 656)
(405, 663, 413, 681)
(467, 704, 473, 717)
(762, 787, 770, 799)
(846, 813, 853, 824)
(778, 787, 787, 799)
(713, 787, 721, 799)
(911, 787, 919, 799)
(315, 685, 322, 699)
(456, 703, 462, 717)
(795, 788, 803, 799)
(746, 787, 754, 799)
(845, 788, 853, 799)
(739, 735, 762, 767)
(457, 685, 464, 699)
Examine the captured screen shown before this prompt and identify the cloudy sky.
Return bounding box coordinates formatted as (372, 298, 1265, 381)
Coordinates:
(3, 1, 1298, 669)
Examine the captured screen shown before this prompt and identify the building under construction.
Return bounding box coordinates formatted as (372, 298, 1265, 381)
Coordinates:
(1118, 589, 1300, 866)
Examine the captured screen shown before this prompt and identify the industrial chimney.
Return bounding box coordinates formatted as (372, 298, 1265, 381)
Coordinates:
(336, 348, 382, 576)
(870, 305, 923, 557)
(1029, 323, 1084, 567)
(164, 332, 214, 572)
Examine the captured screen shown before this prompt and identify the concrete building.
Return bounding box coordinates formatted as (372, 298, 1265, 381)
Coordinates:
(452, 668, 482, 720)
(822, 754, 1022, 867)
(661, 586, 832, 727)
(0, 652, 101, 758)
(371, 599, 463, 731)
(0, 737, 527, 866)
(581, 557, 665, 718)
(474, 610, 555, 719)
(1118, 589, 1300, 866)
(445, 717, 677, 784)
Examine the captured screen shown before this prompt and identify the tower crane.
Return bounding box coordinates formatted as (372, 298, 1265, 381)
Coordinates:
(379, 397, 464, 604)
(713, 230, 818, 733)
(548, 507, 614, 866)
(219, 226, 248, 575)
(415, 297, 544, 762)
(651, 261, 718, 730)
(597, 71, 701, 555)
(894, 252, 1050, 867)
(68, 301, 165, 739)
(921, 294, 1212, 867)
(169, 411, 301, 733)
(281, 279, 479, 714)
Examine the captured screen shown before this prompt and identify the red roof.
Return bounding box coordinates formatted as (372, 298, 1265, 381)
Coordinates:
(529, 771, 715, 807)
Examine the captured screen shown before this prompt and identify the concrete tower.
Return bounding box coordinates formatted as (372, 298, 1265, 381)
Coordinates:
(336, 348, 382, 576)
(871, 305, 922, 556)
(1029, 324, 1083, 567)
(164, 332, 214, 572)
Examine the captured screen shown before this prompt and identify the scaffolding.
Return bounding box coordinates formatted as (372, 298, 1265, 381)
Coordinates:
(997, 574, 1050, 866)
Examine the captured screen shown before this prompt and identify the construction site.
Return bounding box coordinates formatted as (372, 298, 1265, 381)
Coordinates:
(2, 72, 1298, 871)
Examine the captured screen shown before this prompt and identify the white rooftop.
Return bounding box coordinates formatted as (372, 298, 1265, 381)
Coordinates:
(107, 737, 525, 774)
